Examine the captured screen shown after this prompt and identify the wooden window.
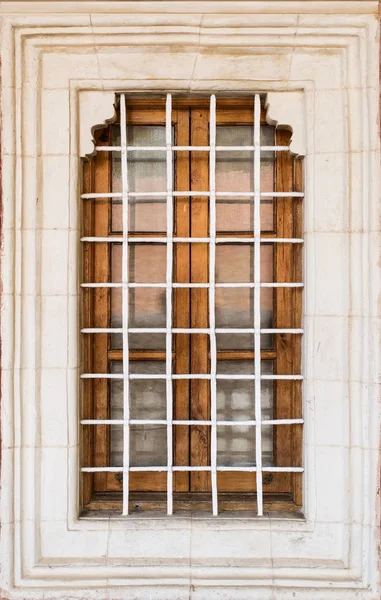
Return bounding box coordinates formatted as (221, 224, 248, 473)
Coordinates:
(81, 95, 303, 515)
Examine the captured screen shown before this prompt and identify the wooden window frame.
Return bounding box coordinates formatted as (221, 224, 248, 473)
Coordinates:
(81, 97, 303, 515)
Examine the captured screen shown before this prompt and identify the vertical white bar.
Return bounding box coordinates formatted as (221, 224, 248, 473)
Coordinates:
(120, 94, 130, 515)
(166, 94, 174, 515)
(209, 95, 218, 516)
(254, 94, 263, 516)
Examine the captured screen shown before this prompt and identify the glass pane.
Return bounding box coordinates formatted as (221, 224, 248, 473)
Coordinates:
(215, 125, 275, 232)
(110, 244, 166, 349)
(110, 361, 166, 421)
(111, 125, 173, 233)
(217, 424, 256, 467)
(217, 360, 273, 421)
(215, 245, 273, 349)
(130, 425, 167, 467)
(110, 425, 123, 467)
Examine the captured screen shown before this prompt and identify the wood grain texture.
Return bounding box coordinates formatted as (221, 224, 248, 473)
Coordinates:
(190, 108, 211, 492)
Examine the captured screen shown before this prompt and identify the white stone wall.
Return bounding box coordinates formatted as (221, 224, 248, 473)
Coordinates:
(0, 2, 380, 599)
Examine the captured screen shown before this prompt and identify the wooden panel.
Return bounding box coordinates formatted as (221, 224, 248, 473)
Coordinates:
(92, 131, 111, 492)
(84, 492, 302, 514)
(190, 108, 211, 492)
(292, 157, 303, 506)
(82, 158, 94, 506)
(173, 108, 191, 492)
(273, 129, 294, 493)
(107, 472, 167, 492)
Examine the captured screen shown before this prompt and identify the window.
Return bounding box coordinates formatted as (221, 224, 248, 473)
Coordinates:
(81, 94, 303, 516)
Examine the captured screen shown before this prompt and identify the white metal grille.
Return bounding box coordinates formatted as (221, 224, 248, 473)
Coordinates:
(80, 93, 304, 516)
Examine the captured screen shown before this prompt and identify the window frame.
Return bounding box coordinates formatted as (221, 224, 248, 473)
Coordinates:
(81, 96, 303, 514)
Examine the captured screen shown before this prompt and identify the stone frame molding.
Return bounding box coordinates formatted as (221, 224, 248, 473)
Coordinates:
(0, 2, 380, 599)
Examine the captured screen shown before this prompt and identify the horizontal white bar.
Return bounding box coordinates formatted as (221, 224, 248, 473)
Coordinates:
(80, 373, 303, 381)
(81, 467, 123, 472)
(130, 466, 167, 472)
(81, 283, 124, 288)
(260, 328, 304, 334)
(81, 281, 303, 290)
(172, 467, 211, 472)
(81, 192, 122, 199)
(81, 236, 304, 244)
(81, 373, 123, 378)
(81, 327, 303, 335)
(261, 374, 303, 380)
(81, 418, 304, 426)
(262, 467, 304, 473)
(81, 191, 304, 200)
(216, 466, 257, 472)
(81, 465, 303, 473)
(215, 328, 303, 334)
(95, 145, 291, 153)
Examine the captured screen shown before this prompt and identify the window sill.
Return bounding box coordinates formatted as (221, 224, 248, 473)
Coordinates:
(81, 492, 304, 520)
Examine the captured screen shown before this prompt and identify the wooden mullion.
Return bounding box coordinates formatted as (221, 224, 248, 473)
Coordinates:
(190, 108, 211, 492)
(291, 158, 303, 506)
(93, 135, 111, 492)
(273, 129, 294, 493)
(174, 108, 191, 492)
(82, 158, 94, 507)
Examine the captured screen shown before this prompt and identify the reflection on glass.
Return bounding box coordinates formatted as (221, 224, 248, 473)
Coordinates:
(110, 362, 167, 467)
(130, 425, 167, 467)
(217, 425, 256, 467)
(110, 243, 166, 349)
(216, 361, 273, 421)
(110, 425, 123, 467)
(215, 245, 274, 349)
(217, 361, 273, 467)
(216, 125, 275, 232)
(111, 125, 173, 233)
(111, 360, 166, 420)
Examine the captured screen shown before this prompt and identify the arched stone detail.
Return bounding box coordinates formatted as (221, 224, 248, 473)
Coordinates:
(265, 91, 306, 157)
(79, 90, 117, 157)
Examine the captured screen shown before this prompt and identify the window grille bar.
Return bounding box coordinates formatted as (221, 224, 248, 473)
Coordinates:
(81, 327, 304, 334)
(81, 191, 304, 200)
(82, 466, 304, 473)
(80, 374, 303, 381)
(80, 236, 304, 244)
(81, 282, 303, 289)
(165, 94, 174, 515)
(95, 145, 292, 153)
(120, 94, 130, 516)
(254, 94, 263, 516)
(81, 418, 304, 426)
(209, 94, 218, 516)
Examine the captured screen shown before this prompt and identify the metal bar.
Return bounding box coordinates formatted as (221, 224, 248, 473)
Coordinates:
(81, 418, 304, 426)
(209, 94, 218, 516)
(81, 191, 305, 200)
(81, 327, 304, 334)
(81, 465, 304, 473)
(120, 94, 130, 516)
(165, 93, 174, 515)
(81, 236, 304, 244)
(254, 94, 263, 516)
(80, 373, 303, 381)
(81, 282, 304, 289)
(95, 145, 292, 153)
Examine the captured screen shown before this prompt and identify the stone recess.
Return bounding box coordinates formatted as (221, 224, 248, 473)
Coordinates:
(0, 2, 380, 599)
